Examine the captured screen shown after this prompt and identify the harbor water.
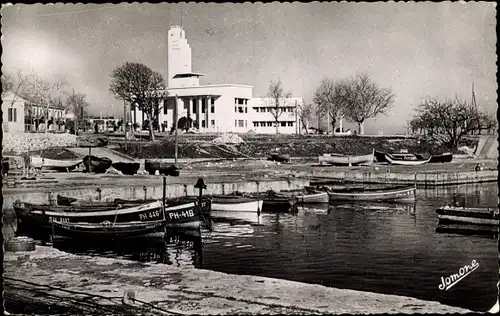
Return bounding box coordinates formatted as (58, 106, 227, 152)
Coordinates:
(4, 183, 498, 312)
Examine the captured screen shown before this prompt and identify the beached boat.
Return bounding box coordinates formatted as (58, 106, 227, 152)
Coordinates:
(384, 154, 430, 166)
(210, 195, 263, 212)
(145, 160, 180, 176)
(436, 206, 499, 226)
(77, 136, 109, 147)
(30, 156, 83, 171)
(111, 162, 140, 175)
(83, 155, 112, 173)
(268, 154, 290, 163)
(318, 152, 374, 166)
(375, 150, 452, 164)
(322, 185, 416, 202)
(279, 188, 329, 204)
(51, 220, 167, 240)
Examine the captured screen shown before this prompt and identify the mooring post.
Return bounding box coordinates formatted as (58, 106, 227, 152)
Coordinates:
(143, 186, 147, 201)
(221, 183, 225, 195)
(256, 180, 261, 214)
(96, 188, 102, 201)
(162, 177, 166, 207)
(183, 184, 188, 196)
(194, 178, 212, 231)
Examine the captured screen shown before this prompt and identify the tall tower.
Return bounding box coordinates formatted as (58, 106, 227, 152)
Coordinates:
(167, 26, 192, 88)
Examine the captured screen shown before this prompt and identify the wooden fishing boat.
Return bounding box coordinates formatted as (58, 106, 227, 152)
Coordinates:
(77, 136, 109, 147)
(279, 188, 329, 204)
(210, 195, 263, 212)
(318, 152, 374, 166)
(111, 162, 140, 175)
(268, 153, 290, 163)
(324, 185, 416, 202)
(145, 160, 180, 176)
(384, 154, 430, 166)
(14, 200, 165, 232)
(436, 206, 499, 226)
(51, 220, 167, 240)
(83, 155, 112, 173)
(428, 153, 453, 163)
(163, 201, 202, 229)
(30, 156, 83, 171)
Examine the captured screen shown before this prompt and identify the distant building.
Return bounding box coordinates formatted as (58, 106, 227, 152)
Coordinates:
(2, 92, 26, 133)
(132, 25, 301, 134)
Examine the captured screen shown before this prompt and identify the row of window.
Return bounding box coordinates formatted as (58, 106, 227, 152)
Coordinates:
(253, 121, 295, 127)
(253, 107, 296, 113)
(235, 98, 249, 105)
(234, 120, 248, 128)
(162, 99, 216, 115)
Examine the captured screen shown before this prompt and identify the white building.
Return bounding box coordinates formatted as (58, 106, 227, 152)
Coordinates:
(248, 97, 303, 133)
(2, 92, 26, 133)
(132, 25, 301, 134)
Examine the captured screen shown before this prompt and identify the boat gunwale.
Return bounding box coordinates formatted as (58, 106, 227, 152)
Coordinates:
(327, 187, 416, 197)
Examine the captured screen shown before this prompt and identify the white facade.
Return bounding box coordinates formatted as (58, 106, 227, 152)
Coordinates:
(248, 98, 302, 134)
(2, 92, 25, 133)
(132, 26, 302, 134)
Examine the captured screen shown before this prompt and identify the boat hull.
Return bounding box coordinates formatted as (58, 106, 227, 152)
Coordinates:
(319, 153, 374, 166)
(111, 162, 140, 175)
(83, 155, 112, 173)
(281, 191, 329, 204)
(437, 214, 499, 226)
(211, 199, 263, 212)
(30, 157, 83, 171)
(51, 220, 167, 240)
(385, 154, 430, 166)
(327, 187, 416, 202)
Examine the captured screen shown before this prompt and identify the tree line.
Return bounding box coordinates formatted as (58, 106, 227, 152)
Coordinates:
(1, 70, 90, 132)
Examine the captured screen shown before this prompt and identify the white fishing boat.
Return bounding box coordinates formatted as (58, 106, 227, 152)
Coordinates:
(30, 156, 83, 171)
(436, 206, 499, 226)
(384, 154, 430, 166)
(318, 150, 374, 166)
(211, 195, 263, 212)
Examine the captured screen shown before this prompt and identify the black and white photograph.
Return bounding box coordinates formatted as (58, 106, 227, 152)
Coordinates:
(1, 2, 498, 315)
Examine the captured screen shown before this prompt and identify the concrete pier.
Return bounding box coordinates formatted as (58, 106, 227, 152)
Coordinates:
(3, 246, 472, 315)
(2, 175, 309, 209)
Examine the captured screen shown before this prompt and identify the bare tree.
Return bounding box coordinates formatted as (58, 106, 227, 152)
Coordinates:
(313, 78, 348, 133)
(109, 62, 167, 141)
(1, 70, 34, 104)
(65, 90, 90, 130)
(264, 80, 292, 134)
(297, 99, 315, 134)
(341, 73, 394, 135)
(411, 96, 483, 148)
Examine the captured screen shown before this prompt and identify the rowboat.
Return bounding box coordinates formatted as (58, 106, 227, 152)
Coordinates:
(83, 155, 112, 173)
(318, 152, 374, 166)
(111, 162, 140, 175)
(436, 206, 499, 226)
(384, 154, 430, 166)
(279, 189, 329, 204)
(268, 154, 290, 163)
(210, 195, 263, 212)
(223, 191, 296, 212)
(323, 185, 416, 202)
(428, 153, 453, 163)
(51, 220, 167, 240)
(145, 160, 180, 176)
(30, 156, 83, 171)
(375, 150, 451, 164)
(209, 210, 263, 225)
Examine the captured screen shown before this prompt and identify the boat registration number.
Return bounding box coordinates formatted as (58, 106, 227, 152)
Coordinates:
(49, 217, 70, 223)
(167, 209, 195, 220)
(139, 210, 162, 221)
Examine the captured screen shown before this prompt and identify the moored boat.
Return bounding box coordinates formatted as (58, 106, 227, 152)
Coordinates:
(222, 191, 296, 212)
(384, 154, 430, 166)
(111, 162, 141, 175)
(210, 195, 263, 212)
(375, 150, 452, 164)
(30, 156, 83, 171)
(436, 206, 499, 226)
(83, 155, 112, 173)
(163, 201, 202, 229)
(319, 151, 374, 166)
(279, 188, 329, 204)
(77, 136, 109, 147)
(322, 185, 416, 202)
(51, 220, 167, 240)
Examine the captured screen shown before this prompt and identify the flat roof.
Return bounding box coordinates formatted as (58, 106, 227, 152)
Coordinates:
(173, 72, 206, 78)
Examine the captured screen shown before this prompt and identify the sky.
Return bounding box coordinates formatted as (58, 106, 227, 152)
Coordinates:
(1, 2, 497, 134)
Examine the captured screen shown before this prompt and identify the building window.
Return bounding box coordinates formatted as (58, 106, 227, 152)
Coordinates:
(202, 120, 206, 128)
(287, 122, 293, 127)
(281, 122, 286, 127)
(235, 120, 237, 127)
(192, 103, 197, 114)
(267, 122, 272, 127)
(8, 108, 17, 122)
(202, 104, 206, 113)
(211, 120, 215, 126)
(254, 107, 259, 113)
(244, 107, 247, 113)
(210, 103, 215, 113)
(253, 122, 258, 127)
(244, 120, 247, 127)
(238, 120, 244, 127)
